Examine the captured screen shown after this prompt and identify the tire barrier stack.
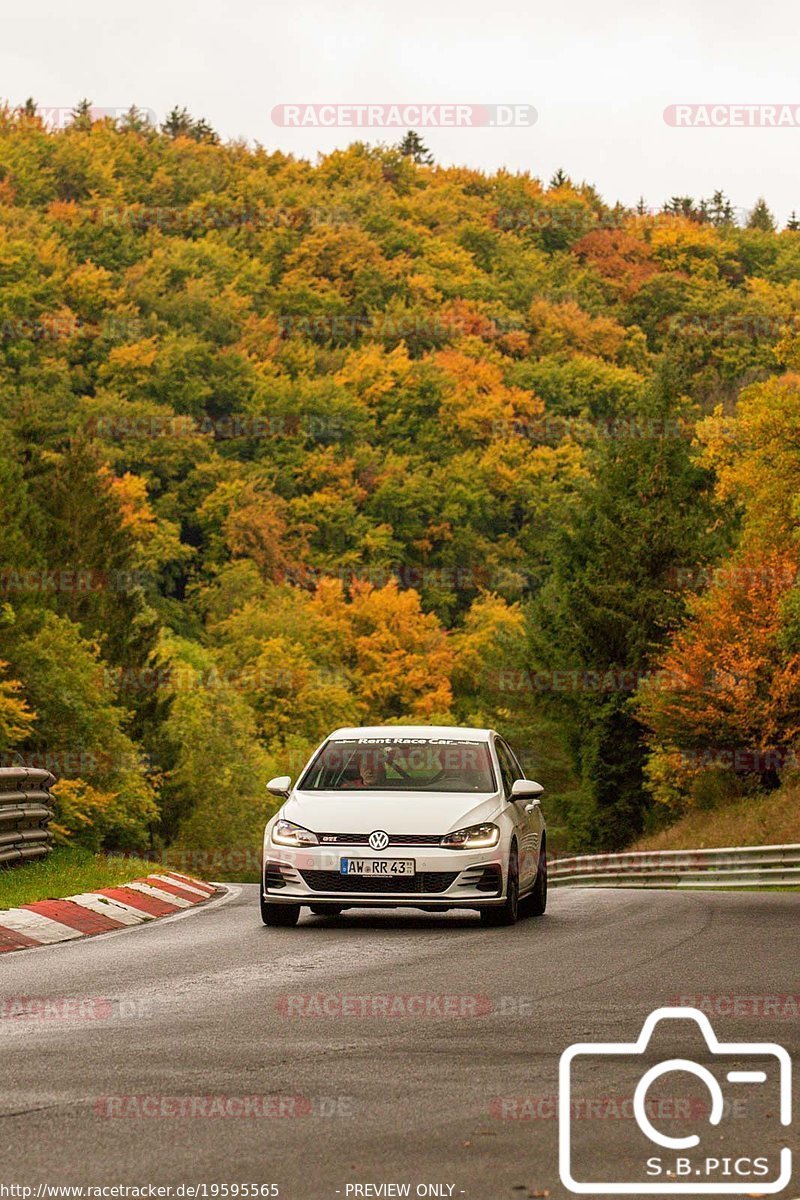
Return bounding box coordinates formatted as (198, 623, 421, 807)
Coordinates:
(549, 843, 800, 888)
(0, 767, 55, 867)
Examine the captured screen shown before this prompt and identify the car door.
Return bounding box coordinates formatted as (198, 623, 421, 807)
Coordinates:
(495, 738, 538, 890)
(511, 741, 545, 874)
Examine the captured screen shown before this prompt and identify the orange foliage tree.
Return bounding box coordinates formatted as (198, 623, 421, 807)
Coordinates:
(635, 546, 800, 800)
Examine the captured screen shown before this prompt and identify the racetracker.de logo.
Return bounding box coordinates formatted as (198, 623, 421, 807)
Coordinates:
(271, 103, 537, 128)
(276, 993, 493, 1018)
(664, 104, 800, 127)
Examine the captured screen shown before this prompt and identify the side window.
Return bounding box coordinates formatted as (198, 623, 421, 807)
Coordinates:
(506, 742, 525, 780)
(495, 741, 518, 797)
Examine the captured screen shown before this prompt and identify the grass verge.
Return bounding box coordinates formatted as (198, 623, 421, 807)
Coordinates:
(632, 786, 800, 852)
(0, 846, 159, 911)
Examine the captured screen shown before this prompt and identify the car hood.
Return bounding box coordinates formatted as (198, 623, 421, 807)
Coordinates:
(281, 789, 503, 835)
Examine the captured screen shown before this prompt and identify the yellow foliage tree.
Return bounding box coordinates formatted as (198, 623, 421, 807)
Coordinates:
(0, 660, 35, 750)
(312, 578, 453, 720)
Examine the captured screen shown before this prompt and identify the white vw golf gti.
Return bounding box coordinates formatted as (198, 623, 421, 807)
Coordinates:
(260, 725, 547, 927)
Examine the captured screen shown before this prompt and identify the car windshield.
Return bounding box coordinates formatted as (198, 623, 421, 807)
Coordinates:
(298, 737, 496, 792)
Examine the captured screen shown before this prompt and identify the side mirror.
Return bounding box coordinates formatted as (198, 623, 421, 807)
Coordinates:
(510, 778, 544, 803)
(266, 775, 291, 798)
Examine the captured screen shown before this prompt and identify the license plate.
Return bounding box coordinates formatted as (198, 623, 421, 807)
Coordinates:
(340, 858, 415, 876)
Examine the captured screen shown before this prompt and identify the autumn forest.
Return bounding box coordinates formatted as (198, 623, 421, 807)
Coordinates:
(1, 105, 800, 865)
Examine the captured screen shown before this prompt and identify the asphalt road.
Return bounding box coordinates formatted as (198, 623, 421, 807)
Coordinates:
(1, 886, 797, 1200)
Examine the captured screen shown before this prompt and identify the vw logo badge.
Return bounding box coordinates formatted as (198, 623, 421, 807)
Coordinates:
(368, 830, 390, 851)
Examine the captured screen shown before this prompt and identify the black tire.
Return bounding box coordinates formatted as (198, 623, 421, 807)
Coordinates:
(260, 894, 301, 926)
(481, 843, 519, 926)
(309, 905, 344, 916)
(524, 842, 547, 917)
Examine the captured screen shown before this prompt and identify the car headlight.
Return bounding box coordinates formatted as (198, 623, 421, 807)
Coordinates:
(441, 822, 500, 849)
(271, 820, 319, 847)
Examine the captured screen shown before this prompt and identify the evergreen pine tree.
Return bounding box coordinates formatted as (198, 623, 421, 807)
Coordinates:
(70, 99, 94, 130)
(526, 370, 723, 849)
(707, 189, 736, 227)
(664, 196, 700, 220)
(397, 130, 434, 165)
(119, 105, 153, 133)
(162, 106, 218, 144)
(162, 106, 194, 138)
(747, 197, 776, 231)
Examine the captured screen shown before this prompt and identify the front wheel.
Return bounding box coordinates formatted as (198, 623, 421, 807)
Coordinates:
(481, 844, 519, 926)
(260, 895, 301, 926)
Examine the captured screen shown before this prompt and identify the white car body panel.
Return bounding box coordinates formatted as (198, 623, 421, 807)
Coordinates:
(284, 790, 500, 836)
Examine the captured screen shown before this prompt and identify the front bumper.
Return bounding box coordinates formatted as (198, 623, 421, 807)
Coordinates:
(262, 843, 506, 908)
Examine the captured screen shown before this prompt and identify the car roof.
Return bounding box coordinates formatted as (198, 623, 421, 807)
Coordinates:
(327, 725, 494, 742)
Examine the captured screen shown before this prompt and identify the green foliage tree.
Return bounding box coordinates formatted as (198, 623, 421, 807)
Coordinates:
(151, 632, 275, 854)
(6, 612, 156, 848)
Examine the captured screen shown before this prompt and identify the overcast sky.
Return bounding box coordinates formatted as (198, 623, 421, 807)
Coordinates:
(3, 0, 798, 223)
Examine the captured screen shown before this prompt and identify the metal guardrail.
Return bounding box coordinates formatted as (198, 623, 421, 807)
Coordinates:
(549, 843, 800, 889)
(0, 767, 56, 866)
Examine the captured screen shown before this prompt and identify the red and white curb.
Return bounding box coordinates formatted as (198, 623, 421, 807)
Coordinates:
(0, 871, 219, 953)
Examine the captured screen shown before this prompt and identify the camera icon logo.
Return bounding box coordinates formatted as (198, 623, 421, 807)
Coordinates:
(559, 1006, 792, 1194)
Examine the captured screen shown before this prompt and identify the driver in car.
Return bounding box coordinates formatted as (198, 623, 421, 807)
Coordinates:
(342, 747, 388, 788)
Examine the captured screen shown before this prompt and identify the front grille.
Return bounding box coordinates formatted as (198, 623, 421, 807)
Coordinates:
(299, 869, 459, 894)
(317, 833, 445, 846)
